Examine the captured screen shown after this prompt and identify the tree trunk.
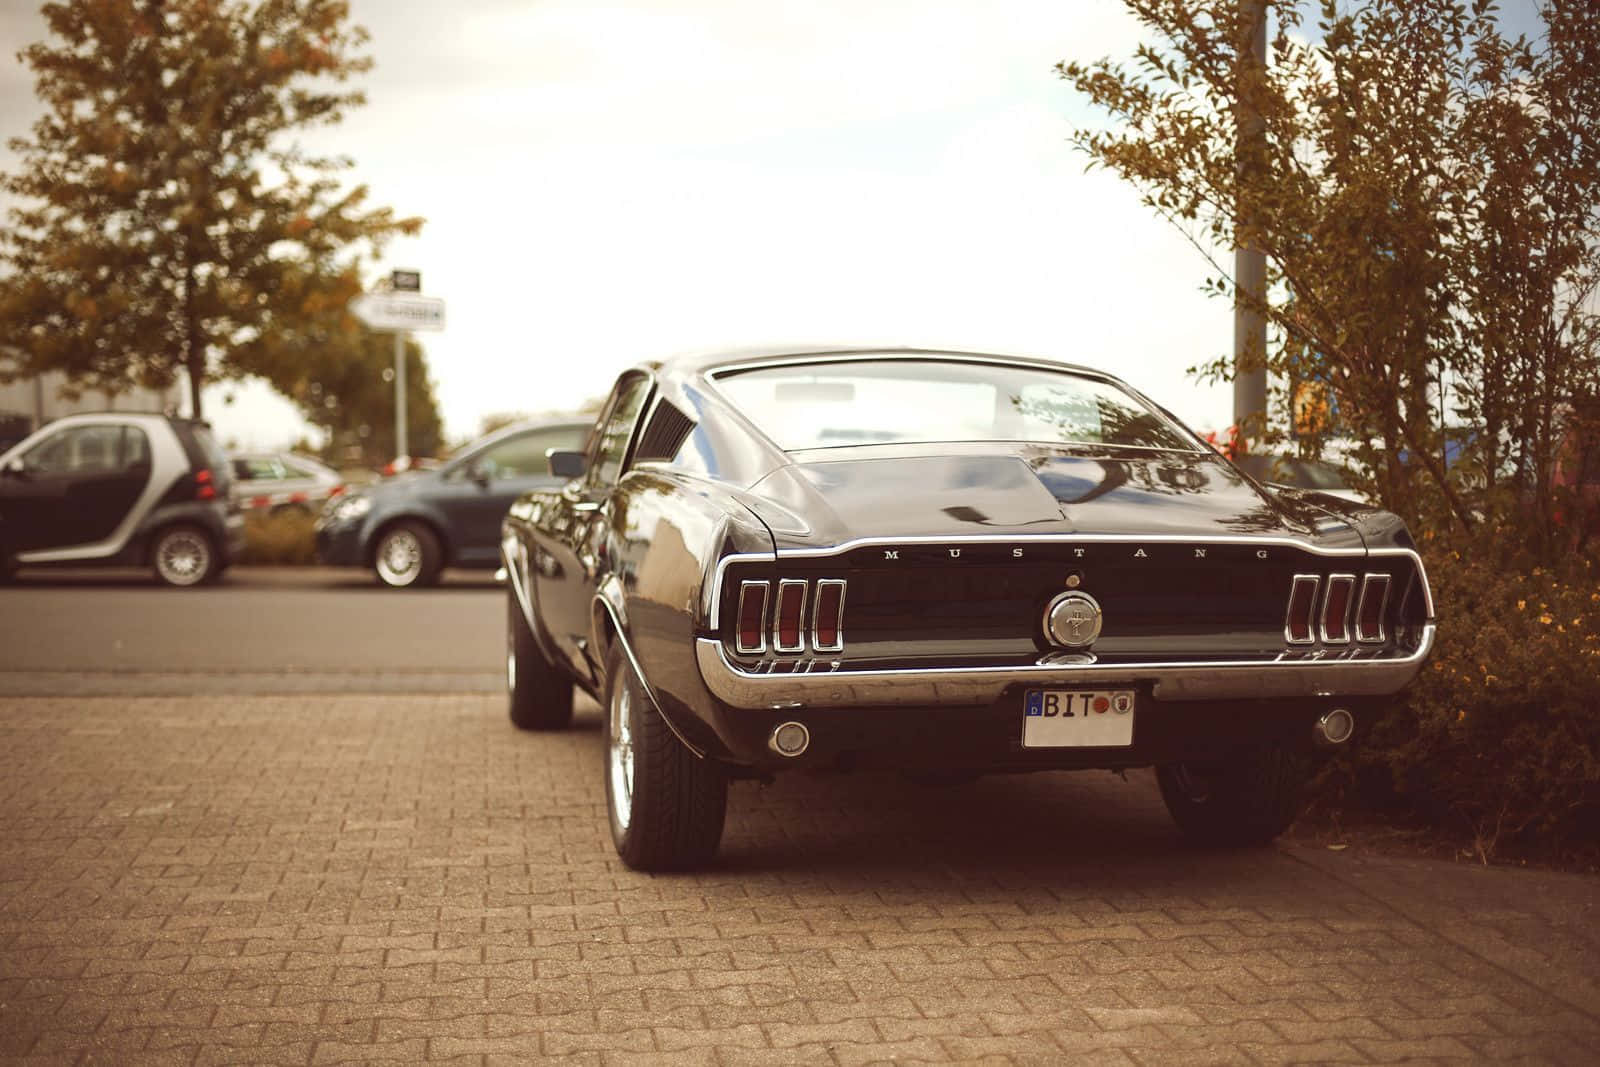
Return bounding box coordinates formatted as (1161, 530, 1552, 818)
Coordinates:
(183, 258, 203, 420)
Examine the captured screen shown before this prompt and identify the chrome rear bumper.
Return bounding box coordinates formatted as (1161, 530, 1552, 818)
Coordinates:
(694, 625, 1435, 710)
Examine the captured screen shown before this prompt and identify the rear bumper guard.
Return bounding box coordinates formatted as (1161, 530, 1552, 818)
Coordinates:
(694, 624, 1435, 710)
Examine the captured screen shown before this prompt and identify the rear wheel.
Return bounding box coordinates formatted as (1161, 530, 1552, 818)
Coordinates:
(603, 644, 726, 871)
(373, 520, 442, 588)
(151, 525, 218, 587)
(507, 585, 573, 730)
(1156, 744, 1309, 846)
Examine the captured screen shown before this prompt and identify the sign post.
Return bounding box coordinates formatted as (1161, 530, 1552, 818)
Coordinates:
(351, 283, 445, 463)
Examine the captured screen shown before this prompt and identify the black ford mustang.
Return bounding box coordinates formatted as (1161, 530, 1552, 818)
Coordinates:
(501, 348, 1434, 870)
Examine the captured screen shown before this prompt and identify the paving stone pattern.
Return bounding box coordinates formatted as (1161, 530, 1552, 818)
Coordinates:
(2, 692, 1597, 1064)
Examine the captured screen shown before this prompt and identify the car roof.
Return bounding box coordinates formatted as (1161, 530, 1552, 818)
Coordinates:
(654, 345, 1119, 382)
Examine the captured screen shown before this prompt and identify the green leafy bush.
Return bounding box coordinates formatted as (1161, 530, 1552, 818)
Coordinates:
(1332, 534, 1600, 863)
(239, 509, 318, 565)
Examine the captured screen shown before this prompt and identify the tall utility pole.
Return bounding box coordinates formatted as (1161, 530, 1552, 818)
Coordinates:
(1233, 0, 1269, 450)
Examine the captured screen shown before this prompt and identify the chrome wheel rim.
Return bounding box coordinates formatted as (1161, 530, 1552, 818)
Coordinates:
(376, 530, 421, 586)
(155, 530, 209, 586)
(608, 675, 636, 832)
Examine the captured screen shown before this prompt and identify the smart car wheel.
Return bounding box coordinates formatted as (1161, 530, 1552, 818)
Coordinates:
(151, 525, 218, 588)
(373, 520, 442, 588)
(603, 644, 726, 871)
(506, 584, 573, 730)
(1155, 743, 1309, 846)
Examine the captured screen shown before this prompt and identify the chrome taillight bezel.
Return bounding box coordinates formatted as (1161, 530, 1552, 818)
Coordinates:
(811, 578, 847, 653)
(1285, 574, 1320, 645)
(1320, 573, 1357, 645)
(735, 580, 769, 654)
(1356, 573, 1391, 644)
(773, 579, 808, 653)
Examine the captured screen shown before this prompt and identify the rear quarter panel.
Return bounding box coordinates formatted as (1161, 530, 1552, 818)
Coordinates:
(605, 467, 775, 755)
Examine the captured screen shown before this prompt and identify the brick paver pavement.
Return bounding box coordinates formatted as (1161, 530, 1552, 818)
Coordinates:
(2, 690, 1597, 1064)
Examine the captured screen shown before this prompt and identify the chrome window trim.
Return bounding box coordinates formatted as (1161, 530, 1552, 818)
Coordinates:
(1285, 574, 1320, 646)
(1320, 573, 1357, 645)
(811, 578, 847, 653)
(695, 623, 1436, 710)
(1356, 573, 1392, 644)
(735, 580, 769, 655)
(706, 536, 1435, 630)
(773, 579, 808, 653)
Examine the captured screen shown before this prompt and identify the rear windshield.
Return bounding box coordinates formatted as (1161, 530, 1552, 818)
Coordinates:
(713, 358, 1198, 453)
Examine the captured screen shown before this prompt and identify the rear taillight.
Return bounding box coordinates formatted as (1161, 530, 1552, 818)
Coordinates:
(775, 580, 807, 652)
(1356, 574, 1390, 643)
(328, 484, 346, 498)
(730, 577, 847, 656)
(736, 581, 768, 654)
(1320, 574, 1355, 644)
(1285, 575, 1318, 645)
(195, 468, 216, 500)
(812, 579, 846, 652)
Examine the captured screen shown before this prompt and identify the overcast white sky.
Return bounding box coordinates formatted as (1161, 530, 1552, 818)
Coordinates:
(0, 0, 1542, 452)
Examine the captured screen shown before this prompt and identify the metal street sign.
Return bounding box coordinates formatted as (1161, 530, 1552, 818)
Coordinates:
(391, 269, 421, 292)
(351, 292, 445, 332)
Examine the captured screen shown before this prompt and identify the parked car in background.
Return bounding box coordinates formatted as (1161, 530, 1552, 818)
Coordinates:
(231, 452, 344, 515)
(316, 417, 590, 588)
(501, 348, 1435, 871)
(0, 412, 243, 586)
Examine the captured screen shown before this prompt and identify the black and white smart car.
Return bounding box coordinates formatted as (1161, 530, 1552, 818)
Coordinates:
(0, 412, 244, 586)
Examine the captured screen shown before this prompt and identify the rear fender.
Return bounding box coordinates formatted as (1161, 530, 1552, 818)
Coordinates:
(593, 576, 706, 758)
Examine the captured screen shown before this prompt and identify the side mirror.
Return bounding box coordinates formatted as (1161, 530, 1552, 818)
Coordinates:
(467, 461, 491, 489)
(1, 457, 26, 479)
(547, 450, 586, 479)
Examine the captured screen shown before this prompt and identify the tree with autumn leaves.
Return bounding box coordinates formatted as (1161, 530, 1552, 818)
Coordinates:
(0, 0, 421, 423)
(1060, 0, 1600, 562)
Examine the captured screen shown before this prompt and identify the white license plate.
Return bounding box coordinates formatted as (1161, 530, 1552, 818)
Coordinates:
(1022, 689, 1136, 748)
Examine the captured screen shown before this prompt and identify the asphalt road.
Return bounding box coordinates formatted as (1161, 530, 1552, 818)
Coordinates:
(0, 565, 503, 685)
(2, 565, 1598, 1062)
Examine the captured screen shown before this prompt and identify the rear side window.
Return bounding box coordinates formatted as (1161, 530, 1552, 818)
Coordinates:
(471, 426, 589, 480)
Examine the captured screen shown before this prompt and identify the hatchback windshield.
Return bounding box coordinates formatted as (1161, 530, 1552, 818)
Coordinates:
(713, 358, 1197, 453)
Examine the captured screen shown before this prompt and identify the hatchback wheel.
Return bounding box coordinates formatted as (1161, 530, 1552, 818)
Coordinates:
(373, 520, 442, 588)
(603, 645, 726, 871)
(152, 525, 217, 587)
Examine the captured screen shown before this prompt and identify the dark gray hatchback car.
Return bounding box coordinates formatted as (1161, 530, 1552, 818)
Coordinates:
(315, 417, 589, 588)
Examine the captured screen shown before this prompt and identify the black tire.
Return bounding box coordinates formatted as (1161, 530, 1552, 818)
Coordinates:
(603, 644, 727, 871)
(151, 524, 219, 587)
(507, 584, 573, 730)
(372, 520, 442, 588)
(1156, 744, 1309, 846)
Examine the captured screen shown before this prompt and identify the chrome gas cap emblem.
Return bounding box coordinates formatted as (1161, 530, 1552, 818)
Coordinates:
(1044, 591, 1103, 648)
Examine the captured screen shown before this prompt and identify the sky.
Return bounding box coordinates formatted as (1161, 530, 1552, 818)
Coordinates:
(0, 0, 1543, 452)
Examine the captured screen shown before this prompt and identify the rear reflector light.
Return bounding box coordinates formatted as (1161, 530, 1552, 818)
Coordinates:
(812, 579, 846, 652)
(736, 581, 769, 654)
(1321, 574, 1355, 644)
(1285, 575, 1318, 645)
(1356, 573, 1391, 643)
(774, 580, 807, 652)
